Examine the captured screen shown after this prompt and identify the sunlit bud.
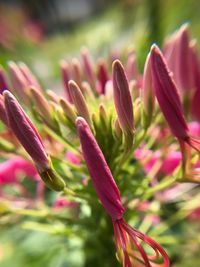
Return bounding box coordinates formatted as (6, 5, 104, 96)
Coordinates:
(114, 118, 122, 139)
(60, 60, 73, 103)
(71, 58, 82, 87)
(46, 89, 59, 103)
(142, 53, 155, 128)
(60, 97, 77, 123)
(112, 60, 134, 141)
(104, 80, 113, 99)
(81, 81, 95, 100)
(8, 62, 29, 104)
(30, 86, 53, 125)
(142, 52, 154, 114)
(69, 80, 91, 125)
(19, 62, 42, 91)
(39, 167, 66, 192)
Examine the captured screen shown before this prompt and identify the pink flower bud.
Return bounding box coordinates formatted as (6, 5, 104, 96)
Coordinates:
(81, 47, 95, 86)
(60, 97, 77, 123)
(19, 62, 42, 91)
(112, 60, 134, 136)
(69, 80, 91, 126)
(76, 117, 124, 220)
(190, 41, 200, 121)
(0, 66, 9, 93)
(125, 51, 139, 82)
(3, 90, 49, 171)
(71, 58, 82, 87)
(164, 24, 194, 93)
(97, 59, 109, 94)
(60, 60, 73, 103)
(150, 45, 189, 139)
(30, 86, 53, 127)
(142, 52, 155, 115)
(8, 62, 29, 104)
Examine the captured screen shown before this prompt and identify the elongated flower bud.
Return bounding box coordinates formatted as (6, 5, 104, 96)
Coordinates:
(60, 60, 73, 103)
(8, 62, 29, 104)
(30, 86, 53, 126)
(76, 117, 170, 267)
(112, 60, 134, 146)
(125, 51, 139, 82)
(142, 53, 154, 114)
(19, 62, 42, 91)
(3, 90, 65, 191)
(97, 59, 109, 94)
(4, 90, 49, 170)
(69, 80, 91, 126)
(60, 97, 77, 123)
(164, 24, 194, 94)
(150, 45, 200, 159)
(150, 45, 189, 139)
(76, 117, 124, 220)
(175, 24, 194, 92)
(190, 40, 200, 121)
(71, 58, 82, 87)
(81, 47, 95, 86)
(0, 66, 9, 93)
(47, 90, 59, 103)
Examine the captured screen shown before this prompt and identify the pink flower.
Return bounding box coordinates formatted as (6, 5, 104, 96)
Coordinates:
(135, 148, 181, 176)
(66, 151, 81, 165)
(53, 197, 78, 209)
(76, 117, 170, 267)
(188, 207, 200, 220)
(0, 157, 39, 184)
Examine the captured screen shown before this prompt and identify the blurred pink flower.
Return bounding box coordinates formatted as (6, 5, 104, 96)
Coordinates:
(0, 156, 39, 184)
(188, 121, 200, 137)
(66, 151, 81, 165)
(188, 207, 200, 220)
(135, 148, 181, 176)
(53, 197, 78, 209)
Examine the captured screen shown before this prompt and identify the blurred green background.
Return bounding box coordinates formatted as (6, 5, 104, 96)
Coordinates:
(0, 0, 200, 266)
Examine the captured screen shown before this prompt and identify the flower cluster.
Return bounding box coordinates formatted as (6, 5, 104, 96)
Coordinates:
(1, 24, 200, 267)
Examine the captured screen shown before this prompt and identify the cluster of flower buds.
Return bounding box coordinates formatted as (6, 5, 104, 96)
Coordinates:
(1, 23, 200, 267)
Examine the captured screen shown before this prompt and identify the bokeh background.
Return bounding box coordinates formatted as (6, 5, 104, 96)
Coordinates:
(0, 0, 200, 266)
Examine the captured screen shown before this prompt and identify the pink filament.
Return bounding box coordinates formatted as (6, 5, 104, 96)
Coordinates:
(113, 219, 170, 267)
